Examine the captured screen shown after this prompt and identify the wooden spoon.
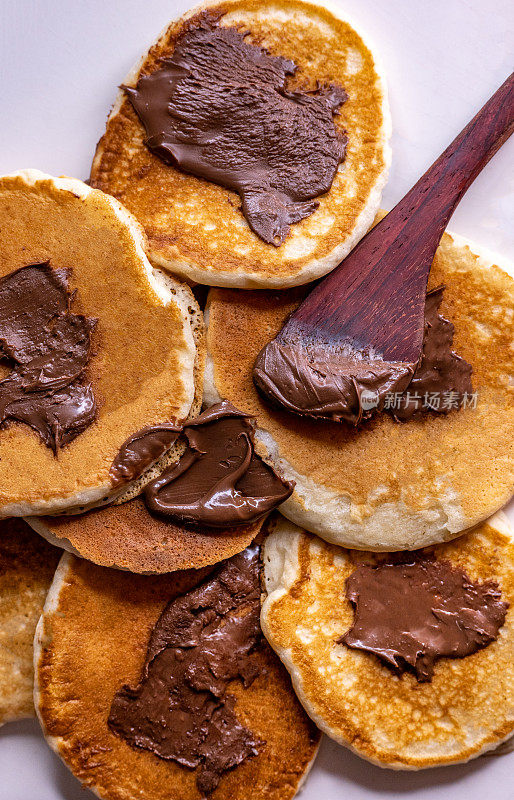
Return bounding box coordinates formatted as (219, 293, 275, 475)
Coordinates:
(253, 73, 514, 424)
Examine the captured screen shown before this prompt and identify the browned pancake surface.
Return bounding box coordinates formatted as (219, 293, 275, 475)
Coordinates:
(34, 497, 264, 573)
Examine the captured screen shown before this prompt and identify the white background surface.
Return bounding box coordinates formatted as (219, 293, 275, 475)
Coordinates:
(0, 0, 513, 798)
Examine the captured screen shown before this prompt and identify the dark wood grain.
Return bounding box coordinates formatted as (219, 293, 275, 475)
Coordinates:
(276, 72, 514, 363)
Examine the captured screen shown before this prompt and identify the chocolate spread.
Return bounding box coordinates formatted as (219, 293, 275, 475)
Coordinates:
(144, 401, 294, 527)
(110, 423, 182, 488)
(109, 545, 264, 795)
(340, 556, 508, 681)
(387, 287, 473, 420)
(253, 286, 473, 425)
(0, 263, 97, 453)
(125, 15, 347, 245)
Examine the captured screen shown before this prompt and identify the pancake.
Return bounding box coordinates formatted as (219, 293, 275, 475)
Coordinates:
(34, 549, 321, 800)
(27, 496, 265, 573)
(261, 513, 514, 768)
(205, 229, 514, 550)
(0, 169, 203, 519)
(90, 0, 391, 288)
(0, 518, 59, 725)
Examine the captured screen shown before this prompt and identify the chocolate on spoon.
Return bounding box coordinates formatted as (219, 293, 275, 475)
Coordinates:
(254, 73, 514, 424)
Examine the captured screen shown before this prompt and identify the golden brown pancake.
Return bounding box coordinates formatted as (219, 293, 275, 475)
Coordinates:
(206, 229, 514, 550)
(90, 0, 390, 288)
(0, 518, 59, 725)
(261, 513, 514, 767)
(27, 497, 265, 573)
(35, 552, 320, 799)
(0, 170, 202, 518)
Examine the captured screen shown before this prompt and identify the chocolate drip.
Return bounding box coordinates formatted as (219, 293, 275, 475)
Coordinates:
(125, 16, 347, 245)
(109, 545, 265, 795)
(110, 423, 182, 488)
(0, 263, 97, 453)
(253, 286, 473, 425)
(144, 401, 294, 527)
(340, 556, 508, 681)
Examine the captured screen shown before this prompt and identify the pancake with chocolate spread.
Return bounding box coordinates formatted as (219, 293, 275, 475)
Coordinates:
(261, 513, 514, 767)
(90, 0, 390, 288)
(206, 228, 514, 550)
(0, 169, 204, 518)
(35, 546, 320, 800)
(27, 402, 291, 572)
(0, 518, 59, 725)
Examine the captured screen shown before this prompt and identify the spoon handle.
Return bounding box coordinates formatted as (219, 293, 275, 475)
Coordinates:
(393, 71, 514, 248)
(287, 72, 514, 362)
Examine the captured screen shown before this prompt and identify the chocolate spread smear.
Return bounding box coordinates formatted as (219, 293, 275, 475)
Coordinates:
(253, 286, 473, 425)
(144, 401, 294, 527)
(125, 16, 347, 245)
(109, 545, 264, 795)
(340, 556, 508, 681)
(0, 263, 97, 453)
(388, 287, 473, 420)
(110, 423, 182, 488)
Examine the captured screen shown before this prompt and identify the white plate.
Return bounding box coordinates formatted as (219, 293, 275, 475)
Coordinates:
(0, 1, 513, 798)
